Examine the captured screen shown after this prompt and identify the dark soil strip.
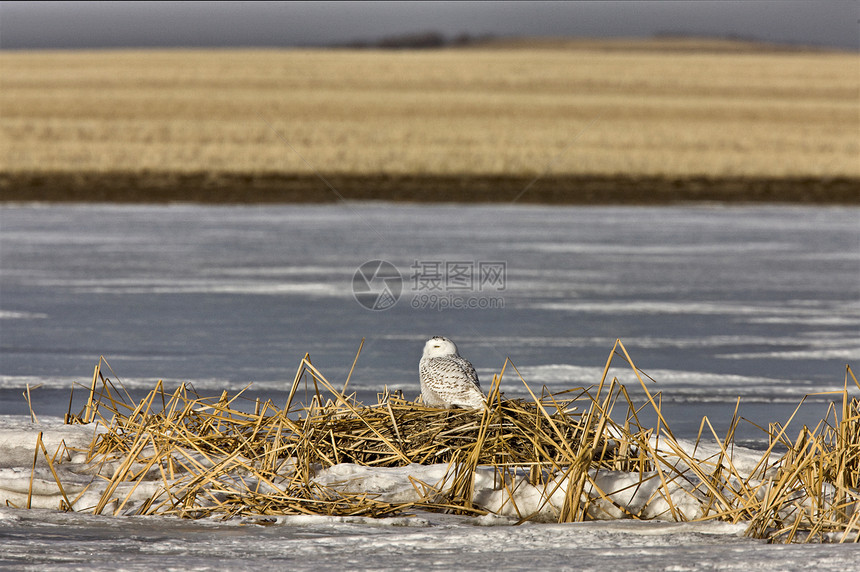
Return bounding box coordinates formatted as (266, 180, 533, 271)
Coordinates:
(2, 172, 858, 204)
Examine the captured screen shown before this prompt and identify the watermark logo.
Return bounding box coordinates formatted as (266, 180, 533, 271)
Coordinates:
(352, 260, 403, 310)
(409, 294, 505, 311)
(352, 259, 506, 311)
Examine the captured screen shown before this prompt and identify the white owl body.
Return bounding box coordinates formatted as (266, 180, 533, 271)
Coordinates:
(419, 336, 484, 409)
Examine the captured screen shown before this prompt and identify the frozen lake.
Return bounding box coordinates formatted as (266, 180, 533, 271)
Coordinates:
(0, 203, 858, 567)
(3, 504, 859, 571)
(1, 203, 857, 437)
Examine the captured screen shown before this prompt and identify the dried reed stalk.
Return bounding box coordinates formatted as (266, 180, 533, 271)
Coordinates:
(34, 342, 856, 544)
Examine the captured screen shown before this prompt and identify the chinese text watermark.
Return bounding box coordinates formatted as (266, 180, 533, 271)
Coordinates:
(352, 259, 506, 311)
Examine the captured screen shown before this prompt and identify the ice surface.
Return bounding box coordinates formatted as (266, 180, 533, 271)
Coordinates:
(2, 504, 859, 571)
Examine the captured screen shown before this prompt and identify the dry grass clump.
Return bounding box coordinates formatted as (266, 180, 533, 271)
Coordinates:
(746, 385, 860, 542)
(24, 341, 859, 543)
(2, 46, 858, 179)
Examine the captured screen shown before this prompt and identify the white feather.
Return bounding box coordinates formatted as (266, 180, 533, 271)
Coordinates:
(419, 336, 484, 409)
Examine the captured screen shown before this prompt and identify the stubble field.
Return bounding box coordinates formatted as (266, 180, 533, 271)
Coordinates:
(1, 39, 857, 202)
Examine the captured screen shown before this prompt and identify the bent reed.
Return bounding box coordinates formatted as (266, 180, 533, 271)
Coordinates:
(19, 340, 860, 544)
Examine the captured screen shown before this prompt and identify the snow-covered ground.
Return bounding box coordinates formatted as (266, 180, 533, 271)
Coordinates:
(1, 415, 858, 571)
(8, 504, 858, 572)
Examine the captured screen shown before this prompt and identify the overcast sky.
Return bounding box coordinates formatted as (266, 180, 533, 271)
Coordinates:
(1, 1, 858, 50)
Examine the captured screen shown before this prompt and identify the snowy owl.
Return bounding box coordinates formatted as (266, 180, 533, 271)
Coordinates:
(419, 336, 485, 409)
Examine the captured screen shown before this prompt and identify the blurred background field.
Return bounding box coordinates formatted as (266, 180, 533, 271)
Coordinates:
(1, 39, 858, 202)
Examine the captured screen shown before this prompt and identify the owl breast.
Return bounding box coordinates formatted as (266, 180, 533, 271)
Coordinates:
(419, 355, 484, 409)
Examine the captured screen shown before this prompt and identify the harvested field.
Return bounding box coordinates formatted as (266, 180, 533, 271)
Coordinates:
(1, 41, 857, 202)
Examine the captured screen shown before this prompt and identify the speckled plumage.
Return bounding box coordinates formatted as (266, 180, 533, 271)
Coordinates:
(419, 336, 484, 409)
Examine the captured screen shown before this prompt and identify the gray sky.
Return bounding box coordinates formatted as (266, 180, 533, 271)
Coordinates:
(1, 1, 858, 50)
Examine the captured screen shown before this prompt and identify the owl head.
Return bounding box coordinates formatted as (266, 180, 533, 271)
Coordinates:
(423, 336, 459, 358)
